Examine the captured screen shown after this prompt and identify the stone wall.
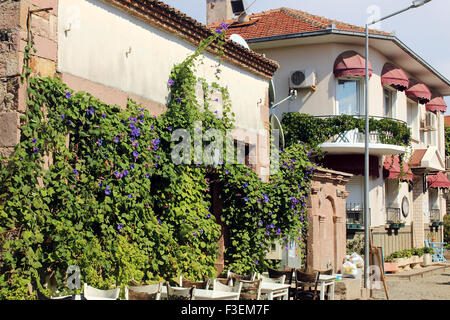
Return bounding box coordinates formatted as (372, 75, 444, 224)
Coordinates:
(306, 168, 352, 273)
(0, 0, 58, 158)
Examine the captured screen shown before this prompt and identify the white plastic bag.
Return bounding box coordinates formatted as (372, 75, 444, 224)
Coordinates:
(342, 261, 357, 278)
(350, 252, 364, 268)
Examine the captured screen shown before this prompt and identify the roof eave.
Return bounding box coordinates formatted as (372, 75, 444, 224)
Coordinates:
(246, 29, 450, 92)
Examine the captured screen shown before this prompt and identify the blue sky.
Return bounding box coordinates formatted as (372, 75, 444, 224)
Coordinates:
(163, 0, 450, 113)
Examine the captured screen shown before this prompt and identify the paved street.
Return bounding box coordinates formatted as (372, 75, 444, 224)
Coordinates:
(371, 269, 450, 300)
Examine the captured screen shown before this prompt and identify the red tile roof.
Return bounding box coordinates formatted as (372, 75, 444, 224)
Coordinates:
(210, 7, 391, 40)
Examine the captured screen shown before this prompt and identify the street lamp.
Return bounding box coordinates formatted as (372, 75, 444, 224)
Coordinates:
(363, 0, 432, 290)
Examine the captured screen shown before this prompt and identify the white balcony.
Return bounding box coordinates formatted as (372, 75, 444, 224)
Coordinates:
(317, 116, 408, 156)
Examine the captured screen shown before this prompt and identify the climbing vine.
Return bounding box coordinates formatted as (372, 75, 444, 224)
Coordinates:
(0, 24, 314, 299)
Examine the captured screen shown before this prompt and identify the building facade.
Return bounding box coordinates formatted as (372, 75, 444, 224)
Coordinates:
(209, 6, 450, 257)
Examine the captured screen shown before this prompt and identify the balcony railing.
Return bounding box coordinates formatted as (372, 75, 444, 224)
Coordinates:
(315, 115, 407, 145)
(346, 203, 364, 230)
(386, 207, 401, 222)
(386, 207, 405, 229)
(430, 209, 440, 222)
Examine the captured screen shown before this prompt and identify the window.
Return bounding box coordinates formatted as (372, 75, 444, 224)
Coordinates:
(337, 79, 361, 115)
(425, 112, 438, 147)
(428, 189, 439, 210)
(407, 101, 419, 140)
(383, 88, 396, 118)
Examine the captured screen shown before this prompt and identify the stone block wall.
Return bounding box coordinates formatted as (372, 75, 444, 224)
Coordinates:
(0, 0, 58, 158)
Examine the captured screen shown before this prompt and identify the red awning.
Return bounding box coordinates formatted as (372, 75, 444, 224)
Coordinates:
(426, 97, 447, 113)
(383, 155, 413, 182)
(322, 154, 379, 178)
(381, 63, 409, 91)
(427, 172, 450, 189)
(406, 80, 432, 104)
(334, 50, 373, 78)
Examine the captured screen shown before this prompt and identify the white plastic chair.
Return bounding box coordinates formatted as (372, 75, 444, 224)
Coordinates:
(213, 279, 243, 299)
(83, 283, 121, 300)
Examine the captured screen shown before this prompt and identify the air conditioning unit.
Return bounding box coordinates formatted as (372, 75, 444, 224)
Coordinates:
(289, 69, 316, 89)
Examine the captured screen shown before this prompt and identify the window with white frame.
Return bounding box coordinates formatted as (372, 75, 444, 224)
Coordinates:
(425, 111, 438, 147)
(407, 101, 419, 141)
(383, 87, 396, 119)
(337, 79, 362, 115)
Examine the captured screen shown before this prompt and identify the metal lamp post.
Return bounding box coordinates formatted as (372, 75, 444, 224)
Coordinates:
(363, 0, 432, 289)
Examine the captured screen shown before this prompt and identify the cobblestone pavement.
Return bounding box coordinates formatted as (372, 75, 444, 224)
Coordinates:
(371, 271, 450, 300)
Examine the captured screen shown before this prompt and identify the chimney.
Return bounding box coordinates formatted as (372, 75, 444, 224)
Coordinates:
(206, 0, 233, 25)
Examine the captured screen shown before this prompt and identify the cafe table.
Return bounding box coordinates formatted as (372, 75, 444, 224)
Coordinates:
(260, 282, 291, 300)
(317, 275, 336, 300)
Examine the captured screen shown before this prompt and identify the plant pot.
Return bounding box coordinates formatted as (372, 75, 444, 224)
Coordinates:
(410, 256, 423, 269)
(384, 262, 399, 273)
(422, 253, 432, 266)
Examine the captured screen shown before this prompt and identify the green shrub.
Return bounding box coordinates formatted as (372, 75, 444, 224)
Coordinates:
(0, 28, 315, 298)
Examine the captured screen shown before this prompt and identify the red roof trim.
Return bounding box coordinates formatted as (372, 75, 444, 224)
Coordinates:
(381, 63, 409, 92)
(334, 51, 373, 78)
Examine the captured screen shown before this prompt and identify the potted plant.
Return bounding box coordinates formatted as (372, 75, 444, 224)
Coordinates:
(422, 247, 433, 266)
(410, 248, 424, 268)
(383, 255, 399, 273)
(388, 220, 405, 230)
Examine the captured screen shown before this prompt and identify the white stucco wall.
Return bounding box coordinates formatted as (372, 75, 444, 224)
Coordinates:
(57, 0, 269, 134)
(258, 41, 447, 227)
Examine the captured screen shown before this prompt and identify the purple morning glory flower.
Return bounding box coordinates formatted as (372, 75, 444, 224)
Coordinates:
(86, 107, 94, 116)
(145, 173, 150, 178)
(123, 170, 129, 177)
(101, 113, 106, 118)
(215, 28, 222, 34)
(73, 169, 78, 175)
(258, 220, 263, 226)
(243, 183, 249, 188)
(225, 170, 229, 175)
(128, 194, 132, 198)
(32, 138, 37, 144)
(59, 114, 65, 120)
(117, 224, 123, 230)
(168, 126, 172, 131)
(176, 97, 181, 103)
(220, 22, 228, 30)
(114, 137, 119, 143)
(105, 186, 111, 195)
(32, 147, 39, 154)
(168, 78, 175, 86)
(276, 229, 281, 235)
(254, 260, 258, 265)
(97, 140, 102, 146)
(207, 213, 211, 218)
(65, 92, 71, 99)
(130, 164, 135, 170)
(133, 150, 139, 158)
(244, 197, 249, 202)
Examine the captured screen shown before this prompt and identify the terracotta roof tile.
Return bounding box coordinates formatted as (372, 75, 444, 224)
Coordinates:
(210, 7, 391, 40)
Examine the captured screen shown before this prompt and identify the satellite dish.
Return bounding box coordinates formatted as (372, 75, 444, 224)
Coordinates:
(270, 114, 285, 150)
(229, 34, 250, 49)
